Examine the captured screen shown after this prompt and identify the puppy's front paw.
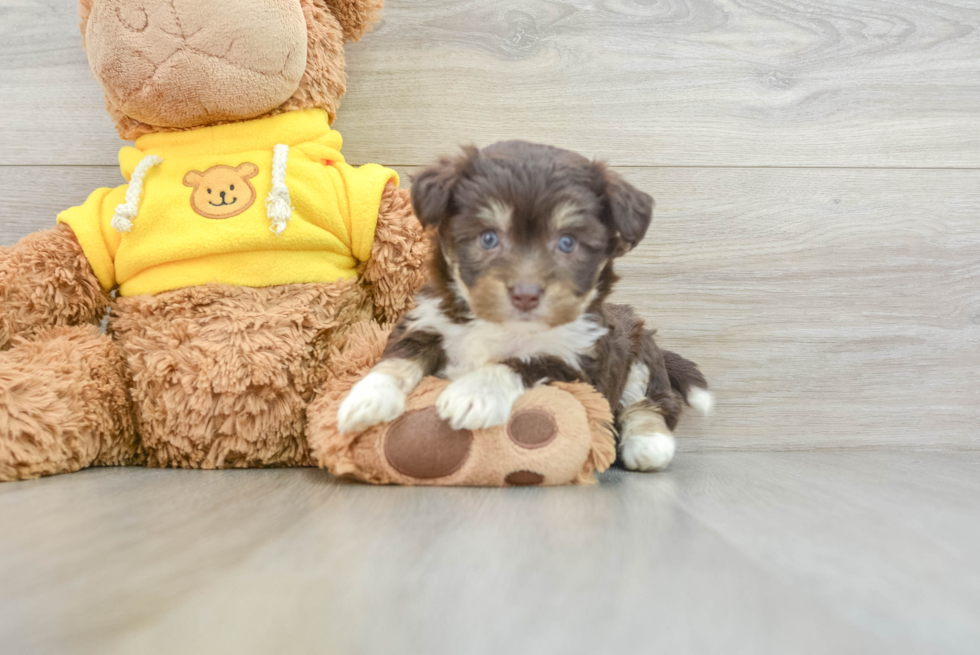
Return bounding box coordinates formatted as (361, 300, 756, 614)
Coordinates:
(337, 373, 407, 434)
(620, 433, 676, 472)
(436, 365, 524, 431)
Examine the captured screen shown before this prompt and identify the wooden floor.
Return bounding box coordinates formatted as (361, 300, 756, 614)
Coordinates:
(1, 0, 978, 652)
(2, 454, 980, 654)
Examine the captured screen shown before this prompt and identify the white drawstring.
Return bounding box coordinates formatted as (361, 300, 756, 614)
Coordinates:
(266, 144, 292, 235)
(112, 154, 163, 232)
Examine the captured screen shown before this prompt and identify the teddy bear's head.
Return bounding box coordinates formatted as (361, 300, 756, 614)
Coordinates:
(78, 0, 384, 140)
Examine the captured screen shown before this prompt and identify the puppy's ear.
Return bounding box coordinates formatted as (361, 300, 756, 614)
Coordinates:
(600, 165, 654, 256)
(411, 146, 478, 228)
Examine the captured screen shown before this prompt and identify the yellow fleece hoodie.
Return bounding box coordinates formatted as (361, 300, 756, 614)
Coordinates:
(58, 109, 397, 297)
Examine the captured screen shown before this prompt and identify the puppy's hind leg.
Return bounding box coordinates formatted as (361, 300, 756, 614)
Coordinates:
(618, 400, 676, 472)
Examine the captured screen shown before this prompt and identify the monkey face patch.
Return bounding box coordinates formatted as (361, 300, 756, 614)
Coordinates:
(183, 163, 259, 219)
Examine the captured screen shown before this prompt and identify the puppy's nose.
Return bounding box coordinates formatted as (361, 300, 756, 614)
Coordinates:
(220, 190, 226, 199)
(509, 284, 542, 312)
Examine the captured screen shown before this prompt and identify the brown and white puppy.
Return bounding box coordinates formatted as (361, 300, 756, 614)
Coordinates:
(338, 141, 712, 471)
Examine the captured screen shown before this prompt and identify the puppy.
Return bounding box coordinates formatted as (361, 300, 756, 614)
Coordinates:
(338, 141, 712, 471)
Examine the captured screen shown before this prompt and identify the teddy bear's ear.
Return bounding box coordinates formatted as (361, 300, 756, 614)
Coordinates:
(410, 145, 479, 229)
(319, 0, 385, 43)
(236, 163, 259, 179)
(183, 171, 204, 187)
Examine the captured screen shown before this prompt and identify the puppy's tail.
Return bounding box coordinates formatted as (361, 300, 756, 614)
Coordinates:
(663, 350, 714, 416)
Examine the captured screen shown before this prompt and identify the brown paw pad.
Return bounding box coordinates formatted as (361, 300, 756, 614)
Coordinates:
(384, 407, 473, 479)
(505, 470, 545, 486)
(507, 409, 558, 449)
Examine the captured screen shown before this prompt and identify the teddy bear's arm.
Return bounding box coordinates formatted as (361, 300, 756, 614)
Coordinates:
(362, 183, 429, 324)
(0, 224, 110, 350)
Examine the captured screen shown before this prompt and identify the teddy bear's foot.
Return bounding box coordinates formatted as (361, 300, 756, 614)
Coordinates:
(0, 325, 137, 481)
(311, 376, 617, 487)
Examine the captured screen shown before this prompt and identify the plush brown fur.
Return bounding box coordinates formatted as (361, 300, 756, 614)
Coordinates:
(363, 185, 429, 324)
(278, 0, 349, 125)
(321, 0, 385, 42)
(0, 224, 108, 351)
(111, 280, 372, 469)
(0, 325, 137, 480)
(306, 319, 392, 473)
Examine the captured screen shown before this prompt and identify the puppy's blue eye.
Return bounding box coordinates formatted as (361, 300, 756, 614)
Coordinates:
(480, 230, 499, 250)
(558, 235, 577, 253)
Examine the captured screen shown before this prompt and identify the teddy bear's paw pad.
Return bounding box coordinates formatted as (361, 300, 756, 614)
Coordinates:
(507, 409, 558, 449)
(504, 470, 545, 486)
(384, 407, 473, 479)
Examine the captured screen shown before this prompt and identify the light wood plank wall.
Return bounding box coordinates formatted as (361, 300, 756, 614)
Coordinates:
(1, 1, 978, 450)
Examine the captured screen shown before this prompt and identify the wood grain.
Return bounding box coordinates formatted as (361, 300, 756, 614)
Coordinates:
(609, 167, 980, 450)
(2, 0, 980, 167)
(338, 0, 980, 167)
(1, 453, 978, 654)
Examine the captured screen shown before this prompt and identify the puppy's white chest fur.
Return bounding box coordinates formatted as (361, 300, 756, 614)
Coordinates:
(405, 296, 608, 379)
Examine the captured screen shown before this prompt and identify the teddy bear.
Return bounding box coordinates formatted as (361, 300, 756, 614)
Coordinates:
(0, 0, 616, 486)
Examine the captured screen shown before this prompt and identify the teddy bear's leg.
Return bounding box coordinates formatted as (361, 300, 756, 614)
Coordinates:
(0, 224, 109, 350)
(361, 183, 428, 324)
(305, 319, 392, 478)
(0, 325, 137, 481)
